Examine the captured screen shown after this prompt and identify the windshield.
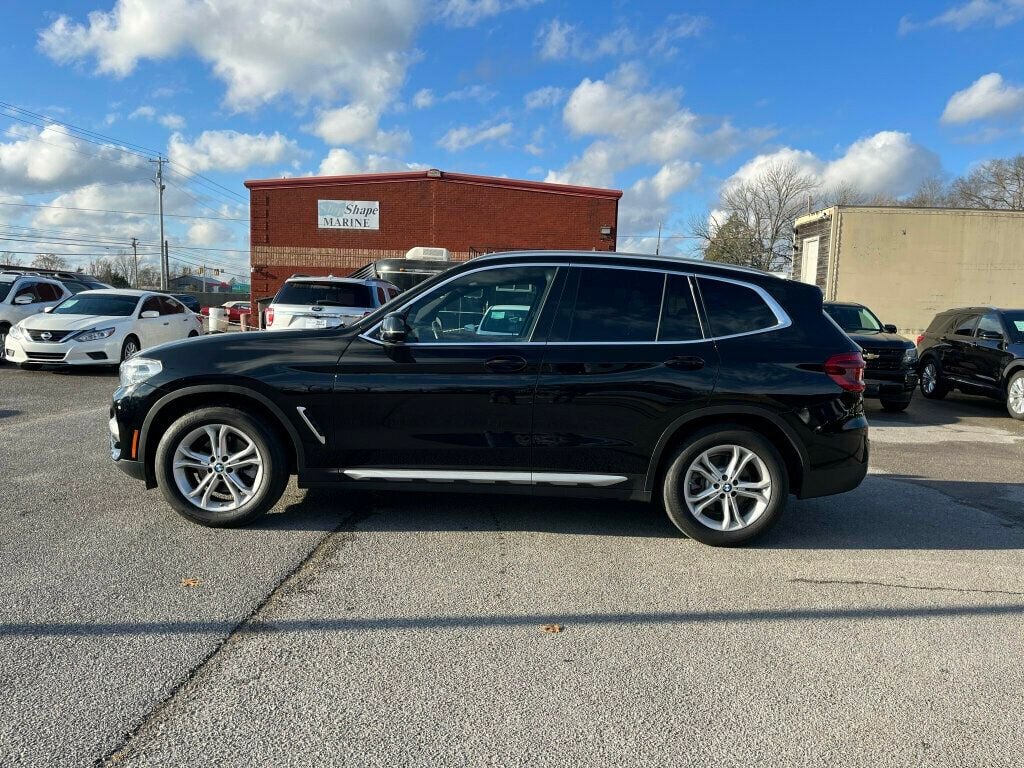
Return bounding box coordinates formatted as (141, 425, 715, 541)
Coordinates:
(825, 304, 883, 333)
(378, 269, 441, 292)
(52, 294, 139, 316)
(1003, 311, 1024, 343)
(275, 281, 373, 308)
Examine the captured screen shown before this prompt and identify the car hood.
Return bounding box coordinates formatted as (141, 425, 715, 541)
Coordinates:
(845, 331, 914, 349)
(19, 313, 131, 331)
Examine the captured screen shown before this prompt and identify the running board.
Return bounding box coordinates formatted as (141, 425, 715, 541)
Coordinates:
(342, 469, 628, 487)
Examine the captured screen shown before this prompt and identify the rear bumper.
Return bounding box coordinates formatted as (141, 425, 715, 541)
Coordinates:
(787, 405, 870, 500)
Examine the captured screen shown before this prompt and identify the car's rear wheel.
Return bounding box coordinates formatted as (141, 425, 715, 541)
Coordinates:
(662, 426, 788, 546)
(121, 335, 141, 362)
(1006, 372, 1024, 420)
(155, 406, 288, 526)
(919, 360, 948, 399)
(188, 330, 199, 338)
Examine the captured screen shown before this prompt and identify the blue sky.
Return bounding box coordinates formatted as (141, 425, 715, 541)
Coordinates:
(1, 0, 1023, 278)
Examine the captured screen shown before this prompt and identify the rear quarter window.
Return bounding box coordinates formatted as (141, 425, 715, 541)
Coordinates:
(697, 278, 779, 338)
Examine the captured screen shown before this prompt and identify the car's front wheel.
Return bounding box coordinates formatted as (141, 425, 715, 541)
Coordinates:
(662, 426, 788, 546)
(1006, 372, 1024, 420)
(154, 406, 288, 526)
(120, 335, 141, 362)
(920, 359, 948, 399)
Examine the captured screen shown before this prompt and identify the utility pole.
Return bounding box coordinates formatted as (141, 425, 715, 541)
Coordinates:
(655, 222, 662, 256)
(150, 156, 166, 290)
(130, 237, 138, 288)
(164, 240, 169, 287)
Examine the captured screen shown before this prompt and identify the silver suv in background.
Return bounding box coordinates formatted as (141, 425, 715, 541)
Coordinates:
(0, 273, 71, 360)
(265, 275, 399, 331)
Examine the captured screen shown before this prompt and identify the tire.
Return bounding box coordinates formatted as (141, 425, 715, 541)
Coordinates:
(0, 323, 9, 362)
(1006, 371, 1024, 420)
(188, 330, 199, 338)
(120, 335, 141, 362)
(919, 359, 948, 400)
(880, 398, 911, 413)
(662, 426, 789, 546)
(154, 406, 288, 527)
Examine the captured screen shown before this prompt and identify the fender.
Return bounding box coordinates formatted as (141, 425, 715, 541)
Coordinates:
(1003, 361, 1024, 389)
(642, 404, 810, 492)
(138, 384, 307, 474)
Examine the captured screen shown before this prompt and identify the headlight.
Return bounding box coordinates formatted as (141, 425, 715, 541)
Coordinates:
(7, 324, 27, 341)
(902, 347, 919, 365)
(119, 357, 162, 388)
(72, 327, 116, 343)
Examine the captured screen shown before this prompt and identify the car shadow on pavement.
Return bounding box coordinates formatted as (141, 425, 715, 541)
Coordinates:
(865, 392, 1014, 429)
(0, 409, 20, 419)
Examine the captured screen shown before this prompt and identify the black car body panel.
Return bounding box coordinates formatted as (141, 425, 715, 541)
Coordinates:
(111, 251, 869, 505)
(824, 302, 917, 403)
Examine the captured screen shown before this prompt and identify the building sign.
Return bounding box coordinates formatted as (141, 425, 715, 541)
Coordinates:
(318, 200, 380, 230)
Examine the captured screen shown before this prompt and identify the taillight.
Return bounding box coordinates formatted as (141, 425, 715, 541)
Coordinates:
(265, 307, 275, 327)
(824, 352, 866, 392)
(915, 334, 924, 346)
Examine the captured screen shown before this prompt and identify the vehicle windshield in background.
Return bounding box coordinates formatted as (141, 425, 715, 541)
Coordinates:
(826, 304, 883, 333)
(379, 270, 439, 292)
(1003, 311, 1024, 343)
(275, 281, 373, 307)
(52, 294, 138, 316)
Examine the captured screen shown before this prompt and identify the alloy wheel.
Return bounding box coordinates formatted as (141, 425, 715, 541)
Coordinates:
(1009, 377, 1024, 415)
(683, 444, 772, 532)
(122, 339, 139, 361)
(171, 423, 265, 513)
(922, 363, 937, 394)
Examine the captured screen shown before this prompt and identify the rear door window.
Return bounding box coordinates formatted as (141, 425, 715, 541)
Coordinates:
(566, 267, 663, 343)
(952, 315, 979, 336)
(658, 275, 703, 341)
(697, 278, 779, 337)
(160, 297, 184, 315)
(36, 282, 64, 302)
(276, 281, 374, 308)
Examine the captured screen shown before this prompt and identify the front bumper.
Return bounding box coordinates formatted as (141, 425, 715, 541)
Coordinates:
(863, 370, 918, 400)
(109, 381, 163, 487)
(5, 335, 121, 365)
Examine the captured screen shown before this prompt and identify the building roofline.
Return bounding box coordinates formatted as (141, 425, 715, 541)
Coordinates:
(243, 169, 623, 200)
(796, 204, 1024, 228)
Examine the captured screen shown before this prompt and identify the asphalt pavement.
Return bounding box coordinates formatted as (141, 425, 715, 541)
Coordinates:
(1, 362, 1022, 767)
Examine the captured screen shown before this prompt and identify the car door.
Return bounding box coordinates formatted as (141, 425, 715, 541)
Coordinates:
(159, 296, 195, 340)
(532, 266, 720, 491)
(10, 280, 62, 323)
(135, 296, 171, 348)
(328, 263, 563, 479)
(972, 312, 1012, 392)
(944, 313, 980, 380)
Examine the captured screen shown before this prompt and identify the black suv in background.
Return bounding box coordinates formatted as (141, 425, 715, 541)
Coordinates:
(916, 306, 1024, 419)
(109, 251, 869, 546)
(823, 302, 918, 412)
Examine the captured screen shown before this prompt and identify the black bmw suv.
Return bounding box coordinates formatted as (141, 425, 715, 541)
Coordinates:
(916, 306, 1024, 419)
(110, 251, 869, 546)
(823, 302, 918, 412)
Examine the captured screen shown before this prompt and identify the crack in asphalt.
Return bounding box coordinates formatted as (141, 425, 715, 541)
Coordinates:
(96, 502, 370, 767)
(790, 577, 1024, 597)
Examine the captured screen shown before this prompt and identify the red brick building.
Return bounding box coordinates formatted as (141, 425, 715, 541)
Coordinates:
(244, 169, 621, 301)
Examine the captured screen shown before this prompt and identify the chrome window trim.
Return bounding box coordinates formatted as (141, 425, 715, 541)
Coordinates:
(358, 260, 791, 348)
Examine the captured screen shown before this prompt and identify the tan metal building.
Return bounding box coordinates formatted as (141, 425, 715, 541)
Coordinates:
(792, 206, 1024, 335)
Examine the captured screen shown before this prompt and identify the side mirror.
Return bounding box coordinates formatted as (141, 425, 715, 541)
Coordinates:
(380, 313, 408, 344)
(141, 310, 160, 319)
(883, 324, 898, 334)
(43, 307, 54, 313)
(13, 294, 33, 305)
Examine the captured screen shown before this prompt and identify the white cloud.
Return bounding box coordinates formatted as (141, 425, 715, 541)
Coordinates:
(129, 104, 186, 130)
(305, 103, 410, 154)
(412, 88, 435, 109)
(726, 131, 941, 200)
(39, 0, 422, 112)
(536, 19, 636, 61)
(524, 143, 543, 156)
(318, 148, 427, 175)
(941, 72, 1024, 123)
(438, 121, 513, 152)
(168, 130, 302, 172)
(186, 219, 232, 247)
(619, 160, 701, 233)
(0, 124, 147, 194)
(128, 105, 156, 120)
(159, 113, 186, 130)
(651, 14, 710, 55)
(523, 85, 565, 109)
(900, 0, 1024, 32)
(546, 65, 764, 188)
(439, 0, 543, 28)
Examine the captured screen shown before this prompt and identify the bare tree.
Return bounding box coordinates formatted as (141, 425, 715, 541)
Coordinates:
(950, 155, 1024, 210)
(817, 180, 866, 208)
(693, 161, 818, 272)
(110, 250, 137, 287)
(1, 252, 25, 267)
(31, 253, 68, 271)
(901, 175, 952, 208)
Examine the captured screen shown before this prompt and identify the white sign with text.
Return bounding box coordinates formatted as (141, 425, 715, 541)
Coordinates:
(317, 200, 380, 230)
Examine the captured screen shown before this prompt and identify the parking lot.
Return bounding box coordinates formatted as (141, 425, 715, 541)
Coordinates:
(2, 362, 1023, 767)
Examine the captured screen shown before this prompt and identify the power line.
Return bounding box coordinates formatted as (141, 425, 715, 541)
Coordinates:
(0, 199, 248, 221)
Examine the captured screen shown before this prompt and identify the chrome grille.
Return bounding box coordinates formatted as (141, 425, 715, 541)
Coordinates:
(27, 329, 73, 343)
(862, 347, 904, 372)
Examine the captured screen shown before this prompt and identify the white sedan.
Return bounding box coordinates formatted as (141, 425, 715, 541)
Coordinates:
(4, 289, 202, 368)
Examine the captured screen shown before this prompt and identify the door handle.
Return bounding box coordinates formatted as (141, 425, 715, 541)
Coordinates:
(162, 321, 170, 326)
(664, 355, 705, 371)
(485, 355, 528, 373)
